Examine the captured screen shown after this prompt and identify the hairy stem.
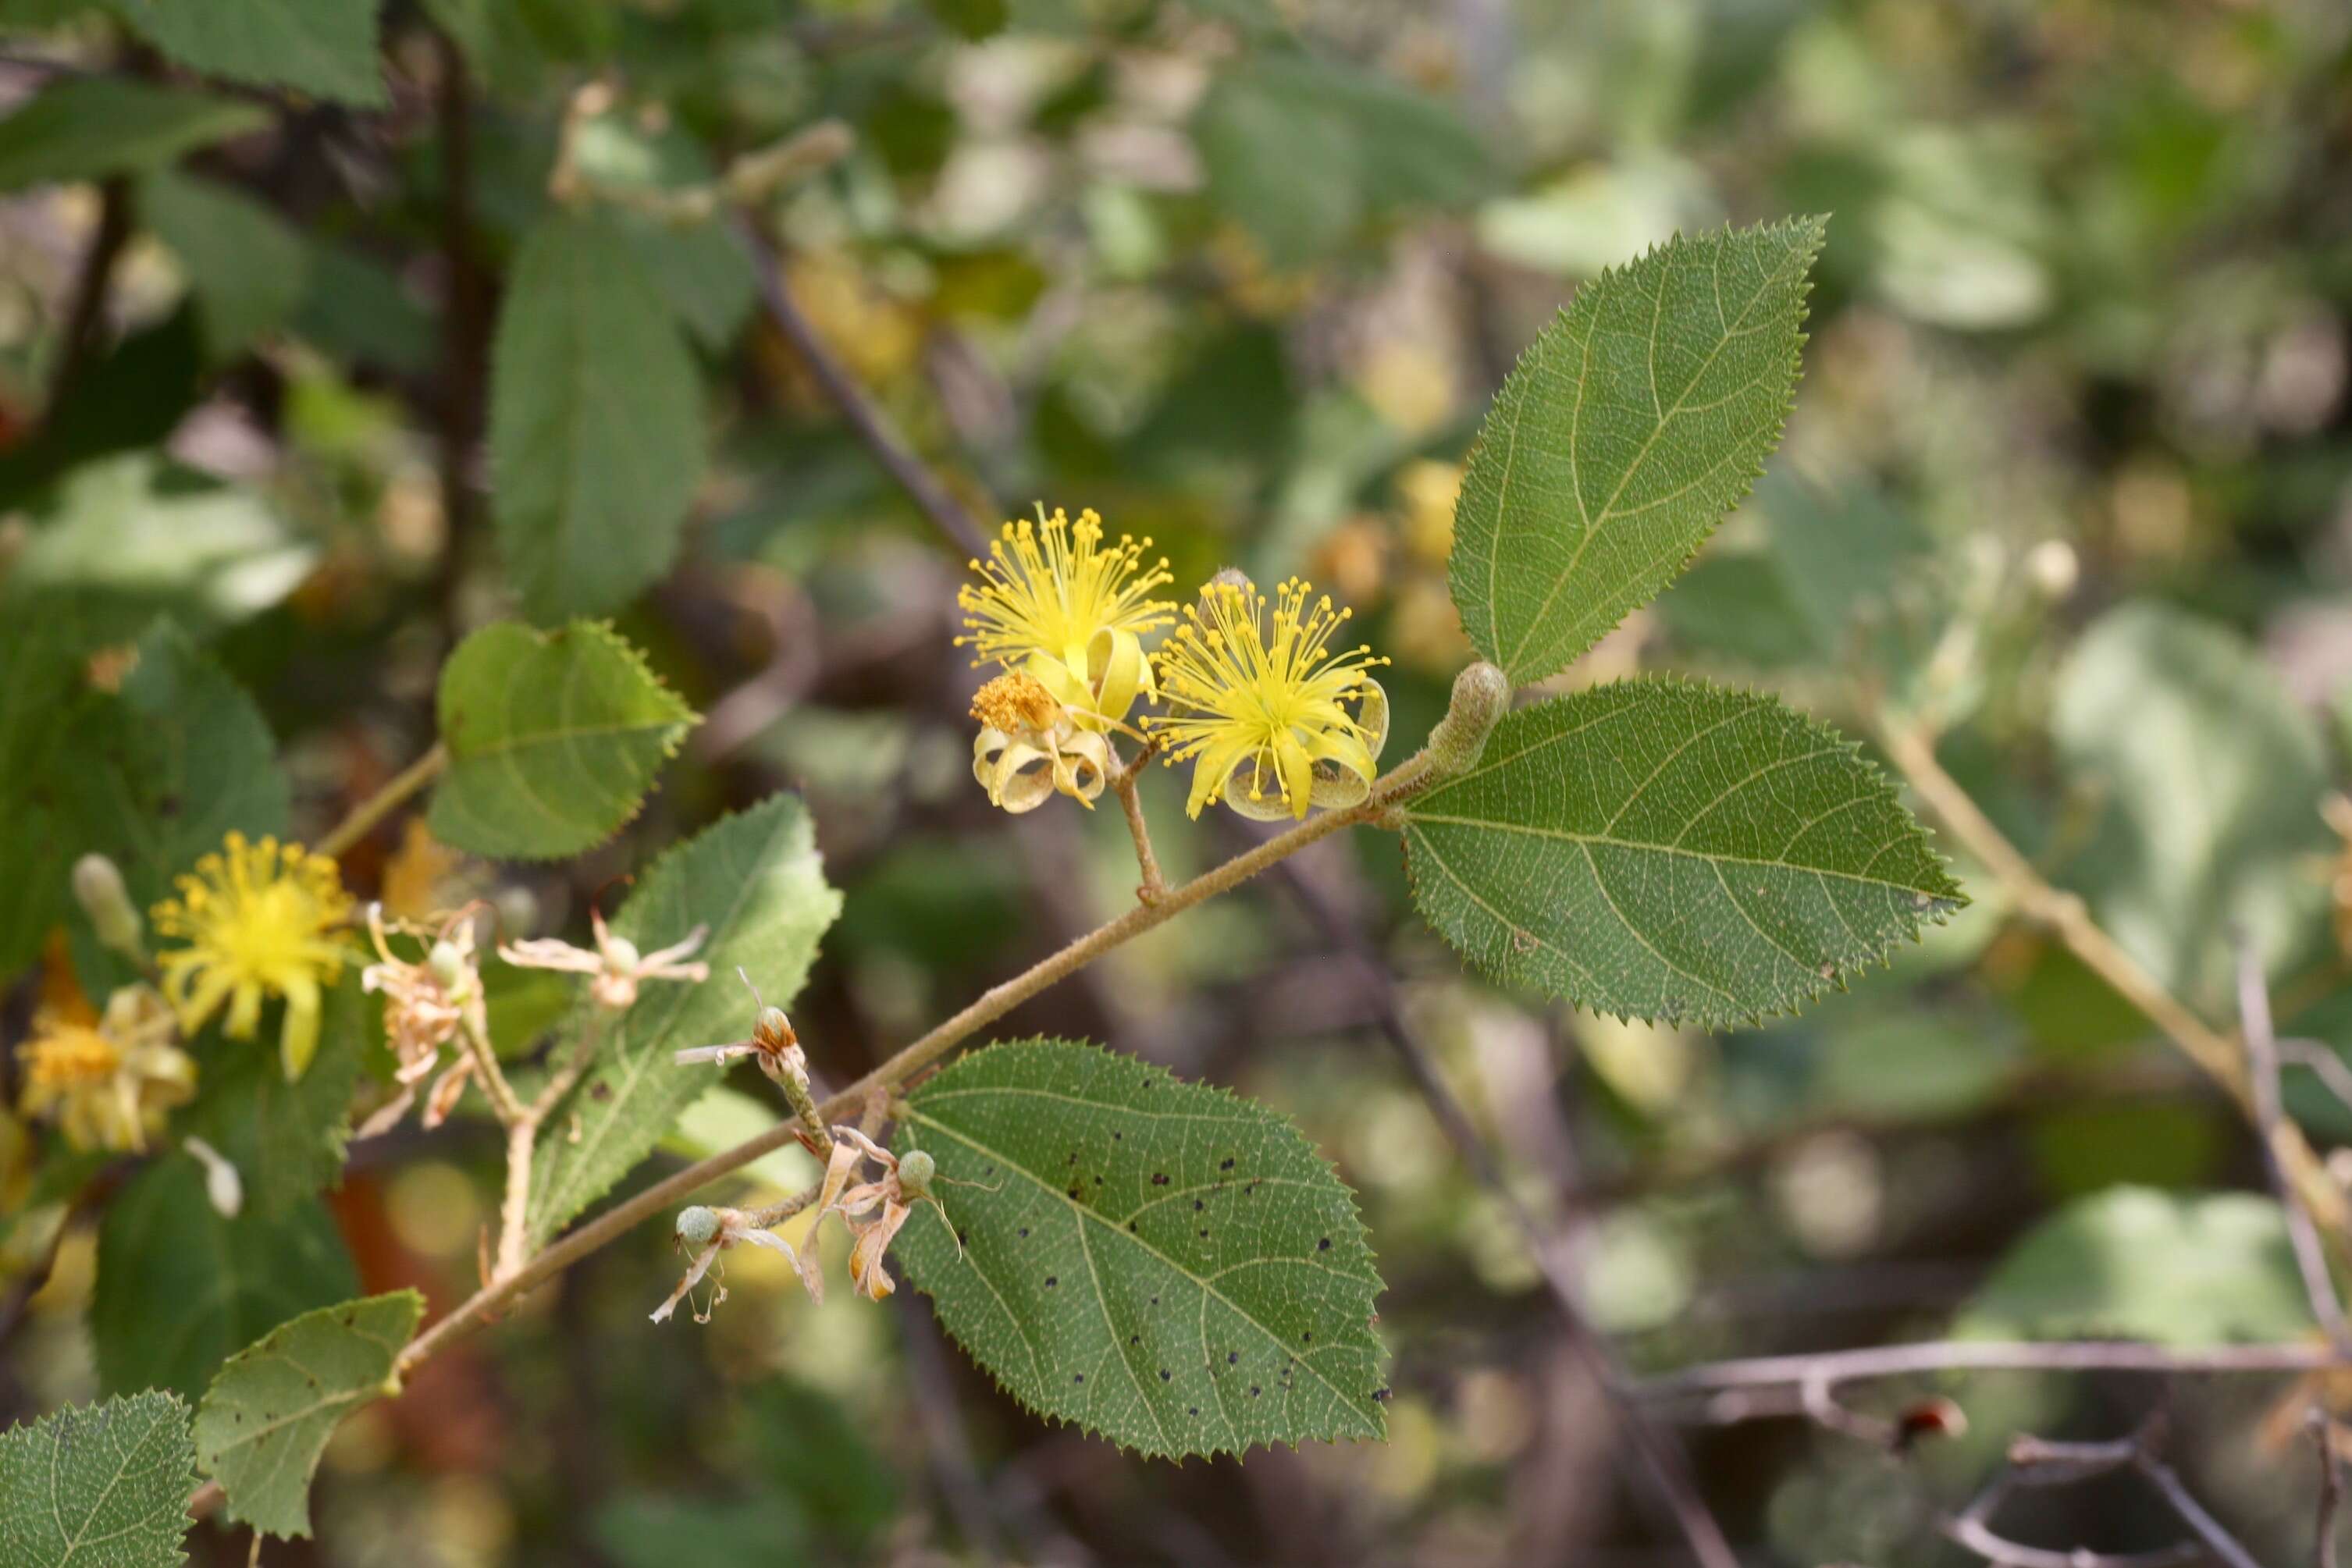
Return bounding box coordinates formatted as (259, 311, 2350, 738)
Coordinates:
(396, 748, 1439, 1375)
(1109, 742, 1167, 903)
(318, 743, 449, 859)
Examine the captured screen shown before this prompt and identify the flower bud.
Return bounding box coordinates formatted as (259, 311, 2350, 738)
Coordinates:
(427, 940, 469, 994)
(675, 1205, 721, 1249)
(71, 853, 145, 960)
(1425, 661, 1510, 777)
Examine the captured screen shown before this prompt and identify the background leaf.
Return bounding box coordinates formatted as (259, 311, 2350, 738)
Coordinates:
(1448, 218, 1823, 685)
(893, 1038, 1388, 1461)
(93, 1156, 357, 1403)
(0, 1392, 194, 1568)
(194, 1291, 422, 1538)
(139, 172, 311, 361)
(528, 793, 842, 1242)
(180, 972, 365, 1218)
(489, 212, 705, 623)
(60, 620, 290, 916)
(1957, 1187, 2313, 1346)
(2051, 600, 2333, 1012)
(1403, 678, 1962, 1026)
(0, 77, 267, 193)
(426, 620, 697, 860)
(109, 0, 386, 107)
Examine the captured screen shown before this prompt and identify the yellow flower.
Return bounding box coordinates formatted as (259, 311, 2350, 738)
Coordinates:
(1148, 575, 1390, 820)
(152, 832, 354, 1080)
(955, 506, 1174, 730)
(17, 986, 194, 1154)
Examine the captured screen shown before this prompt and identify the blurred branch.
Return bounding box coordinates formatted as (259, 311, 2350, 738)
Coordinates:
(1873, 718, 2351, 1242)
(431, 27, 487, 624)
(1271, 859, 1739, 1568)
(1109, 741, 1168, 904)
(1945, 1423, 2259, 1568)
(2240, 940, 2352, 1353)
(42, 176, 130, 428)
(735, 216, 988, 560)
(1640, 1338, 2347, 1420)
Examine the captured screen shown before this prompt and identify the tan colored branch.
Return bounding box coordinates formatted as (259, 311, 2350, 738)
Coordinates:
(317, 743, 448, 860)
(1876, 719, 2350, 1239)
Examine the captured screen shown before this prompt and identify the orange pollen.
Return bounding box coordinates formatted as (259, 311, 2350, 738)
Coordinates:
(24, 1027, 120, 1088)
(970, 670, 1062, 735)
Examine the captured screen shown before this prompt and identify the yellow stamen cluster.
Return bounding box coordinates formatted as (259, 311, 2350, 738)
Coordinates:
(1147, 576, 1390, 820)
(970, 670, 1062, 737)
(153, 832, 354, 1081)
(17, 987, 194, 1154)
(956, 507, 1173, 729)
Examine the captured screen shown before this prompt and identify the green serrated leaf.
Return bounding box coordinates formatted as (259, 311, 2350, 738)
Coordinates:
(0, 1392, 194, 1568)
(140, 172, 311, 361)
(426, 620, 697, 861)
(528, 794, 841, 1241)
(62, 620, 290, 916)
(1958, 1187, 2313, 1346)
(1450, 218, 1824, 686)
(0, 603, 97, 974)
(894, 1038, 1387, 1461)
(1402, 677, 1962, 1027)
(94, 1157, 357, 1403)
(194, 1290, 422, 1538)
(181, 973, 365, 1217)
(0, 78, 268, 194)
(2052, 601, 2333, 1014)
(489, 212, 705, 623)
(109, 0, 386, 107)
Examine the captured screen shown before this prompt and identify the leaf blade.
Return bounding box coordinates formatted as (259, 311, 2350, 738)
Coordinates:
(0, 1392, 194, 1568)
(426, 620, 697, 861)
(109, 0, 386, 105)
(0, 77, 267, 193)
(894, 1039, 1386, 1461)
(527, 794, 841, 1242)
(1403, 678, 1962, 1026)
(93, 1157, 358, 1403)
(194, 1291, 423, 1538)
(1449, 219, 1824, 684)
(489, 212, 705, 623)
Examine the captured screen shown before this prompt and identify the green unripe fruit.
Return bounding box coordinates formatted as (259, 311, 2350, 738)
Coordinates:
(898, 1149, 936, 1197)
(675, 1205, 721, 1248)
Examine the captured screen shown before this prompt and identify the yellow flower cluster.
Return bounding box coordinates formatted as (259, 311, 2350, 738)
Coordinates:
(16, 987, 194, 1154)
(152, 832, 354, 1080)
(957, 505, 1389, 820)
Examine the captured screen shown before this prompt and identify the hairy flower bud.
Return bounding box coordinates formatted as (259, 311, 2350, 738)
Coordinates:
(71, 853, 144, 960)
(1425, 661, 1510, 777)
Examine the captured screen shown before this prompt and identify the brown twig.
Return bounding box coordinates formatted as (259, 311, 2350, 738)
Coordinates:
(1642, 1338, 2348, 1413)
(2240, 939, 2352, 1352)
(1944, 1424, 2259, 1568)
(736, 217, 989, 560)
(43, 176, 131, 427)
(391, 750, 1440, 1377)
(431, 26, 486, 627)
(1271, 859, 1738, 1568)
(1109, 740, 1168, 903)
